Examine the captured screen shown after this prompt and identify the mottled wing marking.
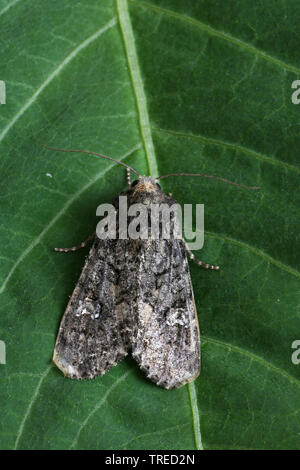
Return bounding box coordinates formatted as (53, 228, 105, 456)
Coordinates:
(54, 182, 200, 388)
(131, 238, 200, 389)
(53, 238, 130, 379)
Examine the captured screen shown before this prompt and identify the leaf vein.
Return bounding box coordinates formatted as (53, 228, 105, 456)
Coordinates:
(0, 145, 141, 293)
(153, 127, 300, 175)
(120, 422, 191, 449)
(131, 0, 300, 75)
(14, 365, 52, 449)
(0, 17, 117, 143)
(205, 231, 300, 280)
(69, 369, 132, 449)
(0, 0, 22, 18)
(203, 336, 300, 388)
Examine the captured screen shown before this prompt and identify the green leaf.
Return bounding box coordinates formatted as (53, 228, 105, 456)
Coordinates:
(0, 0, 299, 450)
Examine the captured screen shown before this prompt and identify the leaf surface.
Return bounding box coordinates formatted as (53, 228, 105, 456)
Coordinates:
(0, 0, 299, 450)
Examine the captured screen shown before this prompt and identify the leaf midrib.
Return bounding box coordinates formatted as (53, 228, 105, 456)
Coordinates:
(116, 0, 202, 450)
(116, 0, 158, 178)
(12, 331, 299, 449)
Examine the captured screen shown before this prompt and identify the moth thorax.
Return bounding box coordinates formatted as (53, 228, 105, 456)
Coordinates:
(134, 177, 158, 193)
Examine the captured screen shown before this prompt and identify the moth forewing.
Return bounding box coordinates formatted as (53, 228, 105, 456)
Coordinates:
(53, 238, 130, 379)
(117, 181, 201, 389)
(130, 236, 201, 389)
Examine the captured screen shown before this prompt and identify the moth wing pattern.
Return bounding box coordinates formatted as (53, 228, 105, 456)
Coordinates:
(54, 177, 201, 388)
(131, 237, 200, 389)
(115, 183, 201, 390)
(53, 237, 130, 379)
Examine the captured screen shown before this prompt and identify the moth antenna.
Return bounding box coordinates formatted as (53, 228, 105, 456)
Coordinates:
(41, 145, 141, 177)
(157, 173, 259, 190)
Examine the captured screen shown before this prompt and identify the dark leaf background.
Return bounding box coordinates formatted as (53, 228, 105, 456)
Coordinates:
(0, 0, 299, 450)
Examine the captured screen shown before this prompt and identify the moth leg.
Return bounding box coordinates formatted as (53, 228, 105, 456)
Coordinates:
(126, 167, 131, 187)
(54, 232, 96, 253)
(185, 242, 220, 270)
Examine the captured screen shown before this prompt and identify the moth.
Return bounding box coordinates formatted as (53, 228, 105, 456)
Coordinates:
(44, 146, 258, 389)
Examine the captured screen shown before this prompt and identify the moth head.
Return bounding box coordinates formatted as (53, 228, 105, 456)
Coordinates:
(131, 177, 161, 193)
